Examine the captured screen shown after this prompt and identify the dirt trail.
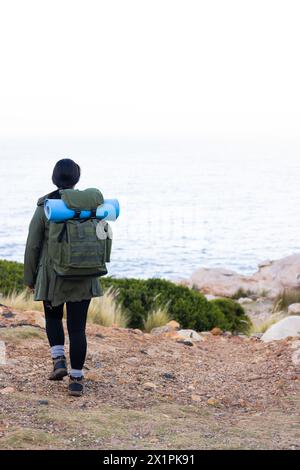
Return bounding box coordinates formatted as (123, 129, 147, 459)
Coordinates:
(0, 305, 299, 450)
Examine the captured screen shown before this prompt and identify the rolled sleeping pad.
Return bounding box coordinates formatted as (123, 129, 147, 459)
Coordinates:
(44, 198, 120, 222)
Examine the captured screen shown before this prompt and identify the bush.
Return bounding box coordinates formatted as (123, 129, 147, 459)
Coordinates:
(0, 260, 251, 333)
(209, 298, 252, 334)
(101, 277, 239, 332)
(0, 259, 24, 297)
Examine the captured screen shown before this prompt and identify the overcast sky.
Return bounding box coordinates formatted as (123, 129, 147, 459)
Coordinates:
(0, 0, 299, 139)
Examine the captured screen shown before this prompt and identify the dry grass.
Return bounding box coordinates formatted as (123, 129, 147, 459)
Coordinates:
(0, 326, 45, 343)
(88, 287, 129, 328)
(143, 305, 170, 332)
(250, 312, 287, 334)
(273, 288, 300, 312)
(0, 289, 43, 312)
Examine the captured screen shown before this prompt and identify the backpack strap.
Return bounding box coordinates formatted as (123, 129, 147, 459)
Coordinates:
(90, 208, 97, 219)
(57, 222, 68, 243)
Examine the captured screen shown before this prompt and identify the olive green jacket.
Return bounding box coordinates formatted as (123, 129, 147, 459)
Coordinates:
(24, 189, 103, 307)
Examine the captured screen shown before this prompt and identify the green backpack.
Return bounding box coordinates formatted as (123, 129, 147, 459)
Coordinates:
(47, 188, 112, 278)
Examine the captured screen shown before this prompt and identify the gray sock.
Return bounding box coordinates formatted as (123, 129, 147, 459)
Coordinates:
(51, 345, 65, 359)
(70, 368, 84, 378)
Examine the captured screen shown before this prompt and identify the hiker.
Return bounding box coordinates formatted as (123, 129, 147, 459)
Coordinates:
(24, 158, 111, 397)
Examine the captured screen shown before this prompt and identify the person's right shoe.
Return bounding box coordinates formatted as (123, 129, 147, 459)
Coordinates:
(68, 375, 84, 397)
(48, 355, 68, 381)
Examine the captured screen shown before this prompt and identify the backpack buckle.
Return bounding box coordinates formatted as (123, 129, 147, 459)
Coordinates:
(73, 210, 81, 220)
(90, 208, 97, 219)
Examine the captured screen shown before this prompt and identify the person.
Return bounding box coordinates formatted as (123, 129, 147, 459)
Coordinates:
(24, 158, 103, 397)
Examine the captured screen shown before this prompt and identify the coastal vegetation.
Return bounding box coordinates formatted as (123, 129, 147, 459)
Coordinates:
(0, 259, 251, 333)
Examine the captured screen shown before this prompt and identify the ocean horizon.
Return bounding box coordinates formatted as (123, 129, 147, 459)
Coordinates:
(1, 137, 300, 280)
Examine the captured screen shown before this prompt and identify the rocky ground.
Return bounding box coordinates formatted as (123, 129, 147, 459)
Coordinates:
(0, 304, 300, 450)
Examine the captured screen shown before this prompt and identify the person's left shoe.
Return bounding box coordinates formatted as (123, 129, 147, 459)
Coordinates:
(68, 375, 84, 397)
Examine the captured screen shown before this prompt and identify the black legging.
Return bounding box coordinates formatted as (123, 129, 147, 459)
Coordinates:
(43, 299, 90, 370)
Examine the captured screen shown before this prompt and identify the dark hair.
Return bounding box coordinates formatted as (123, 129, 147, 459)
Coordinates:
(52, 158, 81, 189)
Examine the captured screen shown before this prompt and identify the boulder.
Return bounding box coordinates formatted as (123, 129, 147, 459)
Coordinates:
(188, 267, 255, 298)
(261, 316, 300, 342)
(185, 253, 300, 300)
(177, 329, 203, 341)
(288, 303, 300, 315)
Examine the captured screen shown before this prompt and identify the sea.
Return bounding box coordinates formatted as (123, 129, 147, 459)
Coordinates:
(1, 137, 300, 280)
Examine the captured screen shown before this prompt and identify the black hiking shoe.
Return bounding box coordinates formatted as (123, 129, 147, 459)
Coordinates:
(68, 375, 84, 397)
(48, 355, 68, 381)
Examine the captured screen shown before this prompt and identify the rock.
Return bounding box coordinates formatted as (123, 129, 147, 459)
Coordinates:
(191, 394, 201, 402)
(140, 349, 149, 355)
(238, 297, 253, 305)
(223, 331, 232, 337)
(261, 316, 300, 342)
(251, 333, 263, 339)
(161, 372, 176, 380)
(238, 334, 248, 339)
(151, 321, 180, 336)
(207, 397, 220, 406)
(151, 325, 176, 335)
(188, 267, 254, 298)
(133, 329, 143, 335)
(211, 327, 222, 336)
(184, 254, 300, 300)
(38, 400, 49, 405)
(143, 382, 157, 391)
(290, 340, 300, 350)
(177, 329, 203, 341)
(95, 333, 106, 339)
(0, 386, 15, 395)
(291, 349, 300, 366)
(164, 331, 182, 340)
(288, 304, 300, 315)
(0, 340, 6, 365)
(200, 331, 212, 336)
(124, 357, 139, 365)
(1, 311, 15, 318)
(176, 338, 194, 346)
(166, 320, 180, 329)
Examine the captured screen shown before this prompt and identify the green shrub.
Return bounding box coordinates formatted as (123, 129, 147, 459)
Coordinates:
(0, 260, 250, 333)
(0, 259, 24, 297)
(101, 277, 239, 332)
(209, 298, 252, 334)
